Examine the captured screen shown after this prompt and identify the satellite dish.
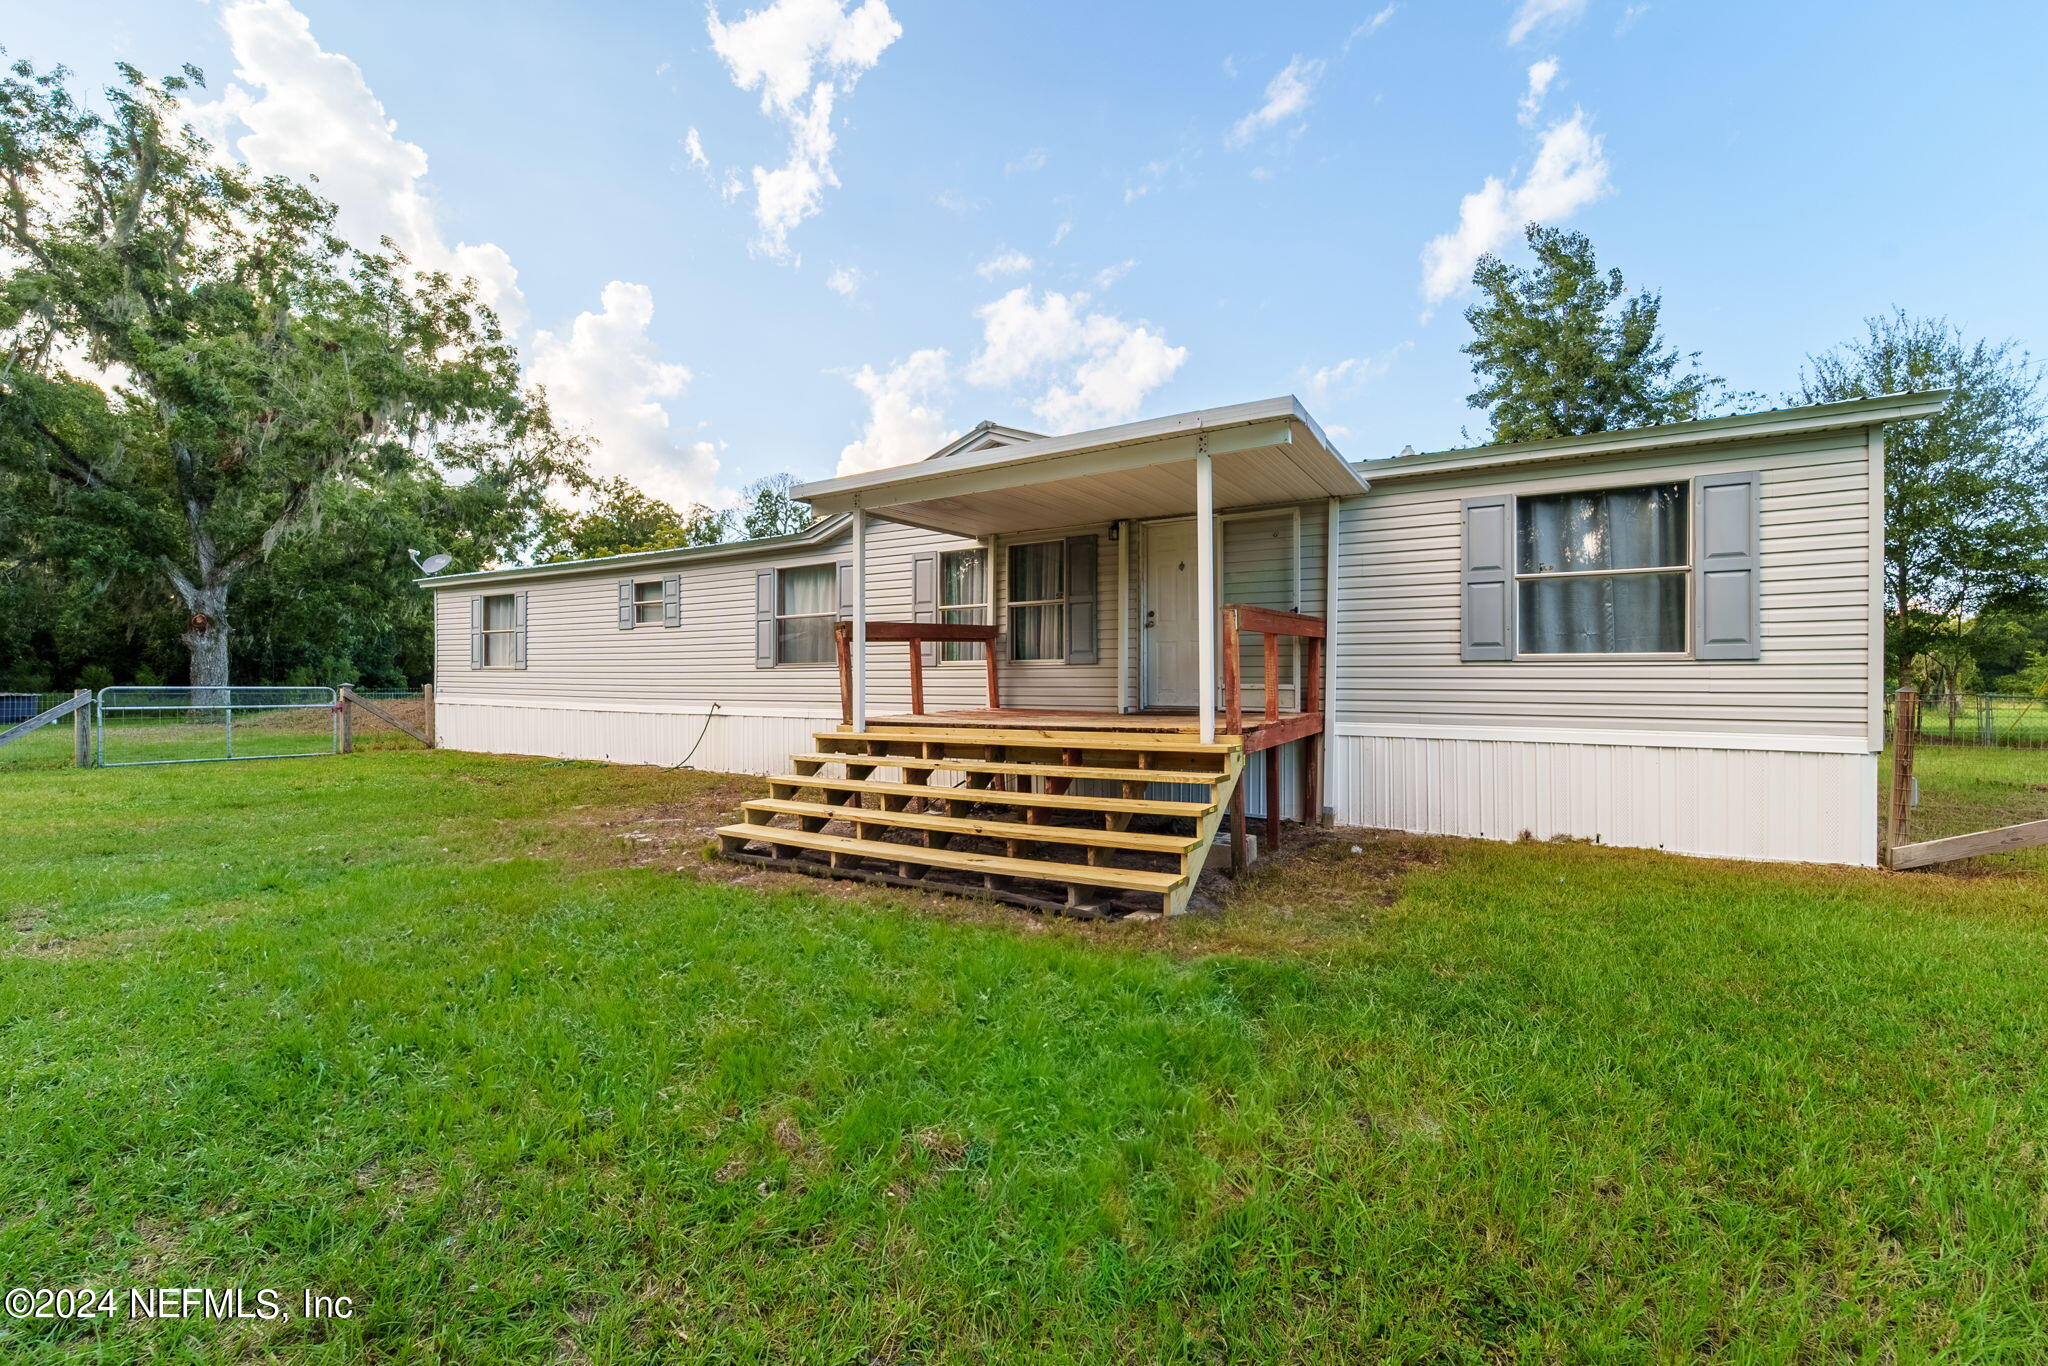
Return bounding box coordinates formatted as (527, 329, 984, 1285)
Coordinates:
(409, 549, 454, 575)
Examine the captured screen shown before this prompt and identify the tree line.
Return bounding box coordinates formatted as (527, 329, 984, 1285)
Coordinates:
(3, 59, 2044, 695)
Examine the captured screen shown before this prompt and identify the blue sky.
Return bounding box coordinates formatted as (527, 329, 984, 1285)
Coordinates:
(18, 0, 2048, 506)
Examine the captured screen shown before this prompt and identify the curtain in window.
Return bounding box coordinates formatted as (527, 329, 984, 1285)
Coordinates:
(482, 594, 518, 666)
(1518, 484, 1687, 654)
(1007, 543, 1064, 661)
(940, 551, 987, 661)
(776, 565, 836, 663)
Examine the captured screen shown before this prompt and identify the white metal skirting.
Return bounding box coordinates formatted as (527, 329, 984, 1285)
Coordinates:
(437, 701, 831, 776)
(1332, 731, 1878, 866)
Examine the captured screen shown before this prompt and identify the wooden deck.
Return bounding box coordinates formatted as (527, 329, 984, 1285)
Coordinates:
(859, 708, 1321, 753)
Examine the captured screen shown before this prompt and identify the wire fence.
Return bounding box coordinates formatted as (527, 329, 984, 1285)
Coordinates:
(344, 689, 432, 749)
(0, 692, 84, 771)
(1893, 692, 2048, 749)
(97, 686, 339, 766)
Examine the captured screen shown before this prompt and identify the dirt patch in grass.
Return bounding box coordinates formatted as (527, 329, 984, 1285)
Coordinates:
(554, 768, 1442, 952)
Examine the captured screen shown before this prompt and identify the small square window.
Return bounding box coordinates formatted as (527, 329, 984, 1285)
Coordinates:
(776, 564, 837, 664)
(633, 579, 665, 626)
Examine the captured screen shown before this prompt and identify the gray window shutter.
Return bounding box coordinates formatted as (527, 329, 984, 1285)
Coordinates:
(1064, 534, 1099, 665)
(618, 579, 636, 630)
(912, 553, 938, 665)
(469, 595, 484, 669)
(754, 570, 776, 668)
(512, 591, 529, 669)
(1461, 496, 1514, 661)
(662, 573, 682, 629)
(1693, 470, 1762, 661)
(837, 559, 854, 619)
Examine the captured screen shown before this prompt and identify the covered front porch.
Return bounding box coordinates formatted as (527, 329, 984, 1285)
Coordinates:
(716, 398, 1366, 913)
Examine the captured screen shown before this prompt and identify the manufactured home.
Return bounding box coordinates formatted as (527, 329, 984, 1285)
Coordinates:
(426, 390, 1943, 913)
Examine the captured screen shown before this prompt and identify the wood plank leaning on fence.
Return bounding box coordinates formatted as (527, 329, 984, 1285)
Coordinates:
(0, 689, 95, 767)
(1885, 685, 2048, 870)
(337, 684, 434, 752)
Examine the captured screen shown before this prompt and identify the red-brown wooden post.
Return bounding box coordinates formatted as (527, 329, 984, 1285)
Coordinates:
(984, 639, 1000, 710)
(1222, 608, 1243, 735)
(1264, 748, 1281, 854)
(907, 638, 926, 716)
(834, 622, 853, 727)
(1263, 631, 1280, 723)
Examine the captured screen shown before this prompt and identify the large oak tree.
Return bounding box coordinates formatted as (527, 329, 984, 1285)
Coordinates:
(0, 58, 580, 689)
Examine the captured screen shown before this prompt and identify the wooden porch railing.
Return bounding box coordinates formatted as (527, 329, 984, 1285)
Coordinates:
(1220, 604, 1325, 736)
(1220, 604, 1327, 864)
(834, 620, 1002, 725)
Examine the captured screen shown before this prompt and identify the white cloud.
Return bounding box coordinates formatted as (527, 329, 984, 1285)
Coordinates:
(1226, 56, 1324, 148)
(706, 0, 902, 258)
(1302, 341, 1413, 404)
(838, 349, 955, 474)
(685, 126, 710, 171)
(826, 264, 866, 297)
(192, 0, 526, 328)
(935, 188, 982, 215)
(1093, 258, 1137, 289)
(527, 282, 721, 507)
(1507, 0, 1588, 44)
(1123, 159, 1169, 204)
(976, 248, 1034, 280)
(1419, 108, 1609, 309)
(966, 287, 1188, 432)
(1005, 148, 1048, 174)
(1345, 4, 1398, 50)
(195, 2, 721, 510)
(1050, 216, 1073, 247)
(1518, 58, 1559, 126)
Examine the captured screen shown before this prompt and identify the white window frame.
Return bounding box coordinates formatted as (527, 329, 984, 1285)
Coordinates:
(1005, 539, 1068, 664)
(774, 561, 839, 666)
(938, 547, 988, 664)
(1512, 479, 1693, 660)
(478, 593, 520, 668)
(631, 578, 667, 627)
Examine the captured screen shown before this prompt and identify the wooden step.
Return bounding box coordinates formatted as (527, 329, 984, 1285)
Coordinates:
(744, 799, 1200, 855)
(789, 753, 1230, 786)
(822, 726, 1240, 755)
(765, 774, 1215, 818)
(715, 824, 1185, 894)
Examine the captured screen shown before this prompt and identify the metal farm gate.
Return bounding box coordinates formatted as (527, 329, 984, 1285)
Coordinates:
(96, 686, 339, 767)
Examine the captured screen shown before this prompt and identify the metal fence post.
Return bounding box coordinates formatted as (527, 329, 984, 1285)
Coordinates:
(72, 688, 92, 767)
(1886, 687, 1919, 863)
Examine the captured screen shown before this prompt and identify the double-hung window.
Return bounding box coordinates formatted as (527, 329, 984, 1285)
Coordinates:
(1006, 541, 1065, 661)
(776, 563, 837, 664)
(479, 593, 519, 667)
(939, 549, 987, 661)
(1515, 482, 1689, 655)
(632, 580, 666, 626)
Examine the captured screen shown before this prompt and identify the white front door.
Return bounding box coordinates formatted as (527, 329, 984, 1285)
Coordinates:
(1142, 520, 1201, 708)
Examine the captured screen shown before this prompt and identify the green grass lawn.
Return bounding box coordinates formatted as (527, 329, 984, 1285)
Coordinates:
(5, 749, 2048, 1363)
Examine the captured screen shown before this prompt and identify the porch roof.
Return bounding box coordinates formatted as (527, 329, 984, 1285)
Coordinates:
(793, 396, 1366, 536)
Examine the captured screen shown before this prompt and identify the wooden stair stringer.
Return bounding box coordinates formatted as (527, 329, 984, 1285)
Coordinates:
(1165, 751, 1242, 917)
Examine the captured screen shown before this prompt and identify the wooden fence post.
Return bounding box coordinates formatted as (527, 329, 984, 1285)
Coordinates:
(1885, 687, 1918, 862)
(73, 687, 92, 767)
(421, 683, 435, 748)
(338, 684, 355, 754)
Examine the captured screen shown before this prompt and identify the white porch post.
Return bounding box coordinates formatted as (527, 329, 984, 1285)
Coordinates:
(852, 502, 868, 731)
(1195, 449, 1217, 744)
(1324, 495, 1342, 816)
(1115, 519, 1131, 713)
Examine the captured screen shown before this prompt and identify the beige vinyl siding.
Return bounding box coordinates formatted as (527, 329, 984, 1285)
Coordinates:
(436, 521, 987, 715)
(1335, 430, 1877, 741)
